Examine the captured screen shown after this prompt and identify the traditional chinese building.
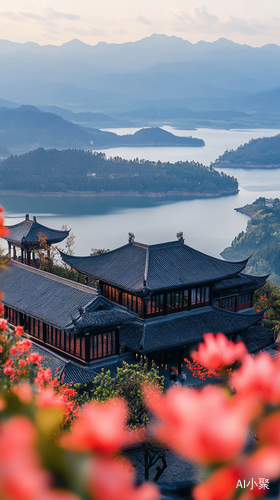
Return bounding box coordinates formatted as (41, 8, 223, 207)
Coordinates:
(2, 214, 69, 265)
(0, 225, 275, 383)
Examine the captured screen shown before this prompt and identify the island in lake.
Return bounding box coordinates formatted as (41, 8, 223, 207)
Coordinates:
(213, 134, 280, 169)
(221, 197, 280, 284)
(0, 147, 237, 198)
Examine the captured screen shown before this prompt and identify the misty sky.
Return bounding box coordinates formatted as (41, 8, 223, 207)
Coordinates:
(1, 0, 280, 47)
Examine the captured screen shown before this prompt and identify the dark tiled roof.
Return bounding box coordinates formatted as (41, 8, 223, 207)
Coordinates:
(214, 273, 268, 293)
(2, 262, 137, 334)
(61, 240, 249, 293)
(239, 326, 275, 354)
(65, 295, 137, 334)
(3, 218, 32, 246)
(3, 216, 69, 247)
(119, 307, 264, 354)
(1, 261, 98, 330)
(30, 342, 135, 384)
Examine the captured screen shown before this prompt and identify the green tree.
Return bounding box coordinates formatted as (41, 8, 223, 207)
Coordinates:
(254, 281, 280, 322)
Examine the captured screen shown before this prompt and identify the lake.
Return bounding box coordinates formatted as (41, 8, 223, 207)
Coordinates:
(1, 127, 280, 259)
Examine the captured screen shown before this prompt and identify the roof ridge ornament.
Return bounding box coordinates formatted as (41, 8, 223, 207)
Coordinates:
(128, 232, 135, 243)
(176, 231, 185, 243)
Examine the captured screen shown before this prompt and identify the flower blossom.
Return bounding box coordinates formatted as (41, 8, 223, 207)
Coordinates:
(144, 385, 253, 465)
(231, 352, 280, 404)
(0, 214, 9, 237)
(193, 464, 242, 500)
(0, 416, 49, 500)
(191, 333, 247, 371)
(61, 398, 141, 454)
(0, 318, 8, 332)
(88, 457, 160, 500)
(12, 383, 33, 404)
(37, 388, 64, 409)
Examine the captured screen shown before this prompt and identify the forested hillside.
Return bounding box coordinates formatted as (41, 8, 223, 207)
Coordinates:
(0, 148, 237, 196)
(221, 197, 280, 284)
(213, 134, 280, 168)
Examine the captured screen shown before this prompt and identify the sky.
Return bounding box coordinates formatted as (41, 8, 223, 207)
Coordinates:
(1, 0, 280, 47)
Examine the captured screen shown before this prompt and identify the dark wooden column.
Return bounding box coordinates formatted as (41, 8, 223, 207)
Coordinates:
(43, 323, 47, 343)
(21, 248, 24, 263)
(85, 335, 90, 362)
(13, 246, 17, 260)
(27, 250, 31, 266)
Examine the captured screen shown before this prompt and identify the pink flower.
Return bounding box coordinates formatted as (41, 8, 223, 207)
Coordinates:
(144, 385, 253, 465)
(191, 333, 247, 371)
(14, 326, 23, 337)
(61, 398, 141, 454)
(88, 457, 160, 500)
(37, 388, 64, 409)
(231, 352, 280, 404)
(4, 366, 15, 377)
(243, 445, 280, 481)
(27, 352, 44, 364)
(0, 416, 53, 500)
(0, 318, 8, 332)
(193, 465, 241, 500)
(10, 345, 18, 356)
(40, 491, 82, 500)
(16, 339, 32, 352)
(12, 384, 33, 404)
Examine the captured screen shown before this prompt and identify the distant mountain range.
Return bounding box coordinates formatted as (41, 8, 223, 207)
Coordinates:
(1, 34, 280, 125)
(0, 105, 204, 154)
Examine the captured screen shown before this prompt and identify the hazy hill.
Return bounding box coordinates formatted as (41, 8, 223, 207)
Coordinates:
(0, 105, 118, 152)
(1, 35, 280, 118)
(0, 147, 237, 197)
(213, 134, 280, 168)
(38, 105, 125, 128)
(0, 106, 204, 153)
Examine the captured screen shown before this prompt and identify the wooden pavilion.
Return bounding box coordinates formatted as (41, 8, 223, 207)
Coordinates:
(2, 214, 69, 265)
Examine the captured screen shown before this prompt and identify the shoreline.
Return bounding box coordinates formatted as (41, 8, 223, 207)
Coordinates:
(214, 163, 280, 169)
(0, 189, 238, 198)
(235, 206, 257, 217)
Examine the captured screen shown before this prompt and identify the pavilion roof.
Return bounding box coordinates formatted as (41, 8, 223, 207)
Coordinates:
(119, 306, 265, 354)
(213, 273, 268, 293)
(3, 215, 69, 248)
(61, 240, 249, 293)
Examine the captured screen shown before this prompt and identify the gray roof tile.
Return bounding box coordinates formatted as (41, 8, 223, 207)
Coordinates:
(4, 217, 69, 247)
(214, 273, 268, 292)
(1, 261, 98, 329)
(61, 240, 249, 293)
(120, 307, 264, 354)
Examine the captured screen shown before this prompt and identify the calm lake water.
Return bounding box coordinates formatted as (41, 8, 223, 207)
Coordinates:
(1, 127, 280, 259)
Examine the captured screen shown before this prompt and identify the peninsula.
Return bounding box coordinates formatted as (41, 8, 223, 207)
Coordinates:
(213, 134, 280, 169)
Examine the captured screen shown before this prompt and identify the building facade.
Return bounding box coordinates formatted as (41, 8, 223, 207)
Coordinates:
(1, 221, 275, 382)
